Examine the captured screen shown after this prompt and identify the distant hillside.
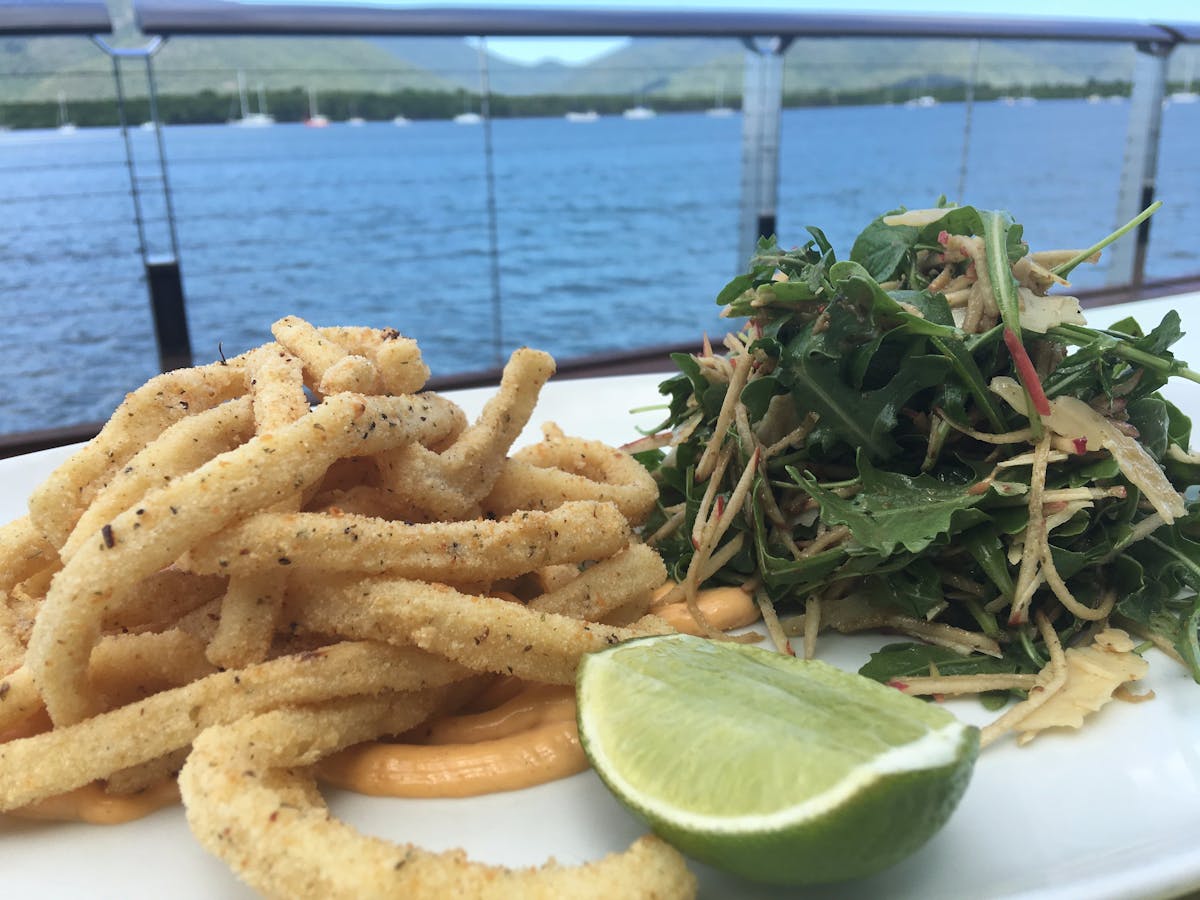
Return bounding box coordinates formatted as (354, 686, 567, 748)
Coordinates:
(369, 36, 575, 95)
(539, 37, 1140, 99)
(2, 32, 1198, 107)
(0, 36, 447, 103)
(370, 35, 1194, 100)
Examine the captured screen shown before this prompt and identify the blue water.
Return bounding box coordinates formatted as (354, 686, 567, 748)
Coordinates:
(2, 99, 1199, 435)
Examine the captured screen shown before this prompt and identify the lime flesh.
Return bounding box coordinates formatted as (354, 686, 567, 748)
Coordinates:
(576, 633, 979, 885)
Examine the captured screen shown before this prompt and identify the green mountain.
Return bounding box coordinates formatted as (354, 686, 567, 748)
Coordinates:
(369, 37, 576, 96)
(535, 37, 1140, 99)
(2, 31, 1197, 108)
(0, 36, 446, 103)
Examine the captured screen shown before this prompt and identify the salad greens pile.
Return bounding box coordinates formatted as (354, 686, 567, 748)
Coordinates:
(635, 203, 1200, 690)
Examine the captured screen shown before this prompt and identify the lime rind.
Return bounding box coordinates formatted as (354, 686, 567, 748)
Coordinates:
(576, 633, 981, 885)
(582, 715, 971, 835)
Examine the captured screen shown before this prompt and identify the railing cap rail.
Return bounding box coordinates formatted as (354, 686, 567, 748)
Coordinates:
(1159, 23, 1200, 42)
(0, 0, 112, 35)
(132, 2, 1178, 44)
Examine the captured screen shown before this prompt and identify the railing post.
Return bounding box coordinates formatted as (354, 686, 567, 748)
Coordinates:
(1107, 37, 1173, 290)
(93, 34, 193, 372)
(738, 36, 792, 269)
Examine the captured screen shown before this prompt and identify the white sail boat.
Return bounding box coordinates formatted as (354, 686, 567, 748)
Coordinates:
(623, 82, 656, 119)
(623, 90, 656, 119)
(706, 76, 735, 117)
(304, 86, 329, 128)
(453, 94, 482, 124)
(229, 71, 275, 127)
(56, 91, 77, 134)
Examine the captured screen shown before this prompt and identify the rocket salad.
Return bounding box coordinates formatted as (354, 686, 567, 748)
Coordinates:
(633, 202, 1200, 725)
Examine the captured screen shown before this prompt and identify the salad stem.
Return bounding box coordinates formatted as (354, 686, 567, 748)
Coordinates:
(1016, 625, 1046, 669)
(1049, 324, 1200, 385)
(1051, 201, 1163, 279)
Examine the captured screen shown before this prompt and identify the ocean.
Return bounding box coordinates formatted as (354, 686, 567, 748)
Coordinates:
(3, 97, 1199, 435)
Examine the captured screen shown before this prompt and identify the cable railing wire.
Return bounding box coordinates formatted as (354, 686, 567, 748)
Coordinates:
(0, 9, 1195, 450)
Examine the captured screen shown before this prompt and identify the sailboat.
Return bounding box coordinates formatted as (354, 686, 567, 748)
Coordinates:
(623, 89, 656, 119)
(304, 86, 329, 128)
(229, 71, 274, 127)
(56, 91, 77, 134)
(705, 76, 735, 117)
(564, 110, 599, 123)
(622, 105, 655, 119)
(453, 94, 482, 124)
(903, 95, 938, 109)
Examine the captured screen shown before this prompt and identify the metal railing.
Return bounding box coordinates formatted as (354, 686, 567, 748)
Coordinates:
(3, 2, 1199, 455)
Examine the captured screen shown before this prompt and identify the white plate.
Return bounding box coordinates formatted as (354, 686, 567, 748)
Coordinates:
(6, 297, 1200, 899)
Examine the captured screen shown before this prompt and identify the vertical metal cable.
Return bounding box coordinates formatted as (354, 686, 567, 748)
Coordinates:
(94, 35, 192, 371)
(108, 53, 150, 263)
(145, 52, 182, 262)
(957, 39, 981, 203)
(477, 36, 503, 367)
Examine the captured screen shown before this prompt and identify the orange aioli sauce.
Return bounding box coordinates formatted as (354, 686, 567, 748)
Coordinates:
(652, 583, 761, 635)
(8, 779, 180, 825)
(1, 585, 761, 816)
(320, 683, 587, 799)
(320, 585, 761, 799)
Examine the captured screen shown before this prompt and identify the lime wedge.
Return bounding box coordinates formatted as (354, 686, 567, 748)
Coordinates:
(576, 633, 979, 885)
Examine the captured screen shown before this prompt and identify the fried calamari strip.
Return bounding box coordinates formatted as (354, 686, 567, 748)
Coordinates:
(2, 627, 216, 734)
(180, 699, 696, 900)
(103, 569, 227, 635)
(27, 392, 463, 726)
(375, 348, 555, 520)
(184, 501, 631, 581)
(286, 575, 672, 685)
(206, 568, 290, 669)
(483, 433, 657, 525)
(60, 397, 256, 562)
(246, 345, 310, 434)
(0, 516, 57, 594)
(319, 326, 431, 396)
(527, 544, 666, 621)
(28, 361, 248, 548)
(88, 628, 216, 709)
(205, 351, 309, 668)
(272, 315, 380, 396)
(0, 642, 468, 810)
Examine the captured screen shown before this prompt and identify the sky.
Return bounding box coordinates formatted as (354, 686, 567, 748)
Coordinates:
(252, 1, 1200, 65)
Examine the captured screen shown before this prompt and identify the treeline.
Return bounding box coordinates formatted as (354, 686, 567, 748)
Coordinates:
(0, 79, 1136, 129)
(796, 78, 1135, 108)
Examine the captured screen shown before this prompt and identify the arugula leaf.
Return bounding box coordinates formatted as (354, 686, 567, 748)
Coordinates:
(788, 454, 987, 556)
(859, 642, 1027, 682)
(830, 260, 959, 339)
(960, 524, 1015, 600)
(642, 198, 1200, 698)
(863, 558, 945, 618)
(849, 212, 918, 282)
(778, 312, 950, 461)
(1127, 396, 1171, 460)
